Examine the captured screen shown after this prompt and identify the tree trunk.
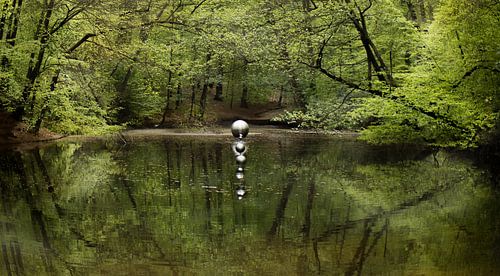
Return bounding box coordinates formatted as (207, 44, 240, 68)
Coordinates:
(213, 61, 224, 101)
(159, 69, 173, 126)
(240, 83, 249, 108)
(116, 66, 133, 121)
(33, 71, 59, 133)
(199, 82, 208, 119)
(278, 33, 305, 108)
(0, 1, 9, 40)
(349, 5, 395, 86)
(278, 85, 284, 107)
(367, 56, 372, 85)
(13, 0, 53, 120)
(189, 83, 197, 119)
(404, 0, 418, 22)
(303, 0, 316, 103)
(418, 0, 426, 24)
(240, 59, 249, 108)
(6, 0, 22, 46)
(175, 83, 181, 109)
(199, 53, 211, 119)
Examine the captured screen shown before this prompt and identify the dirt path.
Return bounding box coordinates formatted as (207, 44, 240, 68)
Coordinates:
(210, 100, 286, 124)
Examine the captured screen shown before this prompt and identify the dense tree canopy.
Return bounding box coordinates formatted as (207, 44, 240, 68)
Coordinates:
(0, 0, 498, 148)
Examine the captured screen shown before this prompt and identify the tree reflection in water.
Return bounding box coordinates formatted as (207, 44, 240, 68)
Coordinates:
(0, 136, 499, 275)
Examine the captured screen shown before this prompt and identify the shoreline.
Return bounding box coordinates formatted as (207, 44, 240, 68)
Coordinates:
(0, 126, 360, 150)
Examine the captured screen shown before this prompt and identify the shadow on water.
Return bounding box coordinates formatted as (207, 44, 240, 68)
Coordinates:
(0, 135, 499, 275)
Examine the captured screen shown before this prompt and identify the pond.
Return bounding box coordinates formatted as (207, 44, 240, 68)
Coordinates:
(1, 131, 499, 275)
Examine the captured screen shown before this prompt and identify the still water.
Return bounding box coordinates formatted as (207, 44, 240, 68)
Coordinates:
(0, 132, 499, 275)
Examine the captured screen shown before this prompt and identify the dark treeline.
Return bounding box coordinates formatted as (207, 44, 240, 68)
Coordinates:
(0, 0, 498, 148)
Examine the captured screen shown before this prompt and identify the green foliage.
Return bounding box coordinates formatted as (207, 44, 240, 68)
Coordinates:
(0, 70, 22, 111)
(272, 93, 365, 130)
(348, 0, 500, 148)
(0, 0, 497, 148)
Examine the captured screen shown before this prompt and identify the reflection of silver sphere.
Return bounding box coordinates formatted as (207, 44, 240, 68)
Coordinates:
(231, 120, 249, 139)
(236, 171, 244, 179)
(236, 155, 246, 164)
(236, 187, 246, 199)
(235, 141, 246, 153)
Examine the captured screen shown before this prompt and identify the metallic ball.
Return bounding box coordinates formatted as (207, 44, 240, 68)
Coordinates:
(231, 120, 249, 139)
(235, 141, 246, 153)
(236, 155, 246, 164)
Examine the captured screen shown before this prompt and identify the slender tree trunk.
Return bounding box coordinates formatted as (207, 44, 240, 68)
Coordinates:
(404, 0, 418, 22)
(214, 80, 223, 101)
(159, 70, 173, 126)
(189, 83, 197, 119)
(455, 30, 465, 60)
(33, 70, 59, 133)
(175, 83, 181, 109)
(117, 66, 134, 121)
(278, 37, 305, 108)
(427, 2, 434, 20)
(240, 59, 249, 108)
(229, 62, 236, 109)
(199, 53, 211, 119)
(213, 60, 224, 101)
(367, 57, 372, 85)
(0, 1, 9, 40)
(349, 5, 394, 86)
(278, 85, 284, 107)
(418, 0, 426, 24)
(14, 0, 53, 120)
(303, 0, 316, 103)
(240, 83, 249, 108)
(0, 2, 11, 69)
(199, 82, 208, 119)
(6, 0, 22, 46)
(160, 46, 175, 126)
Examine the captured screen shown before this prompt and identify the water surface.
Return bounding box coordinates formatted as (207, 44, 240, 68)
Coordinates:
(1, 133, 499, 275)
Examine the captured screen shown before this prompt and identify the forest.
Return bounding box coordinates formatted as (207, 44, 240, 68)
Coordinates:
(0, 0, 498, 148)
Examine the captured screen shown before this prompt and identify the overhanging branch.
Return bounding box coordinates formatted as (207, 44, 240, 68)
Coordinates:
(452, 64, 500, 88)
(305, 44, 465, 130)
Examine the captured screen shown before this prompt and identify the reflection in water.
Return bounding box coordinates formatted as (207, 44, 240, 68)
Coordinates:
(0, 136, 499, 275)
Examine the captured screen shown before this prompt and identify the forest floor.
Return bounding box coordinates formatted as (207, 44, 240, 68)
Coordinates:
(210, 100, 286, 124)
(157, 99, 288, 127)
(0, 112, 64, 146)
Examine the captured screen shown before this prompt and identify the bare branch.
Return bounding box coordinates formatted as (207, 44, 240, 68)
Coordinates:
(50, 7, 84, 35)
(65, 33, 96, 53)
(191, 0, 208, 14)
(452, 65, 500, 88)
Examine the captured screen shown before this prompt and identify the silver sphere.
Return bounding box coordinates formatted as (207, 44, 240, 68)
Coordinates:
(236, 155, 246, 164)
(235, 141, 246, 153)
(231, 120, 249, 139)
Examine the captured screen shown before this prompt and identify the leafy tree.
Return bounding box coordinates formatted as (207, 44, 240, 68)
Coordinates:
(353, 0, 500, 147)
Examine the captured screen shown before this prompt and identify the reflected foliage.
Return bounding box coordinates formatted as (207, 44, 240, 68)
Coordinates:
(0, 137, 499, 275)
